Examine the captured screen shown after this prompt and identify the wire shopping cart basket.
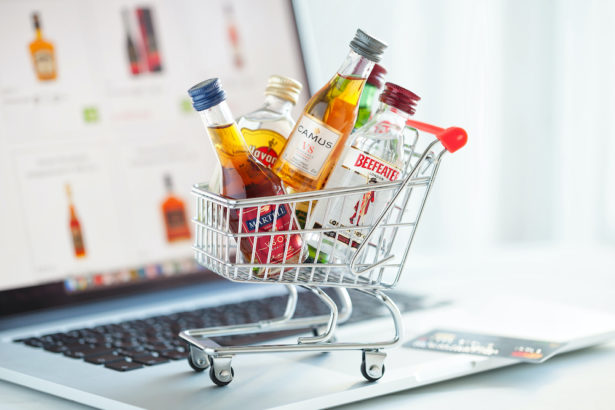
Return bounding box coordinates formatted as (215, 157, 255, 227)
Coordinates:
(180, 119, 467, 386)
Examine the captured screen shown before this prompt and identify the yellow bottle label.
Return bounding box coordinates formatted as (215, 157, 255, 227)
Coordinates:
(240, 128, 286, 168)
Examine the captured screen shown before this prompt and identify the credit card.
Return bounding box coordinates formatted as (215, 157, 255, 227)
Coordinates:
(406, 329, 565, 363)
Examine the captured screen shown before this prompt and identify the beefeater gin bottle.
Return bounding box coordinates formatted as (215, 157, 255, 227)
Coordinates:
(306, 82, 420, 263)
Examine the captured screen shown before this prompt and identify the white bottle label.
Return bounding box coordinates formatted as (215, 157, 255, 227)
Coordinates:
(281, 114, 342, 177)
(308, 147, 402, 250)
(341, 147, 402, 183)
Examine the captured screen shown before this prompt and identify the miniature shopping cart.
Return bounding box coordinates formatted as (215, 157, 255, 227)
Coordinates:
(180, 120, 467, 386)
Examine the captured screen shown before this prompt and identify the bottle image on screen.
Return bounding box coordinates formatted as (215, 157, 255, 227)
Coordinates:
(161, 174, 191, 243)
(223, 2, 244, 69)
(136, 7, 162, 73)
(29, 12, 57, 81)
(121, 8, 141, 75)
(188, 78, 305, 274)
(272, 29, 387, 193)
(65, 184, 86, 258)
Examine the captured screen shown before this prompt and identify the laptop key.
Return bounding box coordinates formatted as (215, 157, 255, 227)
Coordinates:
(22, 337, 45, 348)
(64, 345, 114, 358)
(131, 354, 169, 366)
(85, 353, 125, 365)
(44, 344, 69, 353)
(160, 349, 189, 360)
(104, 360, 144, 371)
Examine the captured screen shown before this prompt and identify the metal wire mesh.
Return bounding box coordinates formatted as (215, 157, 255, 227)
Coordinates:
(192, 129, 446, 290)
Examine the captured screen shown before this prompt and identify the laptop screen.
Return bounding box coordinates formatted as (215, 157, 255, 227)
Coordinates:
(0, 0, 309, 315)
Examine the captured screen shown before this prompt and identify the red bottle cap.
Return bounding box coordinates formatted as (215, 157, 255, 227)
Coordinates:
(366, 64, 387, 89)
(379, 82, 420, 115)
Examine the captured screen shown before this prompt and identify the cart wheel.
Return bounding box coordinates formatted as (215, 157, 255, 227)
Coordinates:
(188, 354, 208, 372)
(361, 350, 386, 382)
(209, 364, 234, 387)
(188, 346, 209, 372)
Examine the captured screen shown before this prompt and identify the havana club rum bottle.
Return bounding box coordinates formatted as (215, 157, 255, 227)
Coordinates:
(306, 82, 420, 263)
(29, 12, 57, 81)
(272, 29, 387, 192)
(238, 75, 302, 168)
(65, 184, 86, 258)
(161, 174, 191, 242)
(188, 78, 305, 272)
(354, 63, 387, 130)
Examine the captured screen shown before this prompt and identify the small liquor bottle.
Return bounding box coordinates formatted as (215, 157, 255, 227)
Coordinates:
(66, 184, 86, 258)
(306, 82, 420, 263)
(272, 29, 387, 192)
(354, 63, 387, 130)
(29, 12, 57, 81)
(137, 8, 162, 73)
(188, 78, 305, 271)
(224, 3, 244, 69)
(122, 9, 141, 75)
(238, 75, 302, 168)
(161, 174, 191, 242)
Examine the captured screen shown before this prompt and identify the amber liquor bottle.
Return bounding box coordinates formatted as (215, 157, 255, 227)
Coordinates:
(66, 184, 86, 258)
(161, 174, 191, 242)
(272, 29, 387, 192)
(29, 12, 57, 81)
(188, 78, 304, 270)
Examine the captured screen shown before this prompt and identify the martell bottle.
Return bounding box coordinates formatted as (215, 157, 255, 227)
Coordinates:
(161, 174, 191, 242)
(29, 12, 57, 81)
(66, 184, 86, 258)
(306, 83, 420, 263)
(238, 75, 302, 168)
(354, 63, 387, 130)
(188, 78, 304, 272)
(272, 29, 386, 192)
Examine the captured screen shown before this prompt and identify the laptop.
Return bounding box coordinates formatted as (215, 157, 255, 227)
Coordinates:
(2, 1, 615, 409)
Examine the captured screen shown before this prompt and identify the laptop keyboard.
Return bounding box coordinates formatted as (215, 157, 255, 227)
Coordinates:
(14, 290, 428, 372)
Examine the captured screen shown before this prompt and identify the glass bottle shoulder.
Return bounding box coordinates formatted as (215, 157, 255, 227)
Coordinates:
(348, 111, 407, 164)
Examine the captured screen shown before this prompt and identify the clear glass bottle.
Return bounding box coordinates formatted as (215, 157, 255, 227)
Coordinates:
(354, 63, 387, 130)
(306, 82, 420, 263)
(237, 75, 302, 168)
(188, 78, 305, 274)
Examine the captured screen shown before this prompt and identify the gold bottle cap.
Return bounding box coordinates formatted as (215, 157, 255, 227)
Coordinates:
(265, 75, 302, 105)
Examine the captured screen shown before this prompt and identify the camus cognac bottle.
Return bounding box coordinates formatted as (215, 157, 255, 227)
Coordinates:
(306, 82, 420, 263)
(272, 29, 387, 192)
(188, 78, 305, 272)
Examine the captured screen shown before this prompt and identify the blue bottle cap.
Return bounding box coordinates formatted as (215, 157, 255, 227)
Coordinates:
(187, 78, 227, 111)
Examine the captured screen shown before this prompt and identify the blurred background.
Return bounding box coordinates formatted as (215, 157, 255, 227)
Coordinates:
(0, 0, 613, 296)
(295, 0, 615, 256)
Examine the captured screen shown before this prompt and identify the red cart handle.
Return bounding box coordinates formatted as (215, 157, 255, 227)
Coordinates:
(406, 119, 467, 153)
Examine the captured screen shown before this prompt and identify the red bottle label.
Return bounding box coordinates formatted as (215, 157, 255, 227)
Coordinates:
(239, 204, 302, 263)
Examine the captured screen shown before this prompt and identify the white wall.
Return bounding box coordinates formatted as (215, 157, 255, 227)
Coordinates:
(294, 0, 615, 255)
